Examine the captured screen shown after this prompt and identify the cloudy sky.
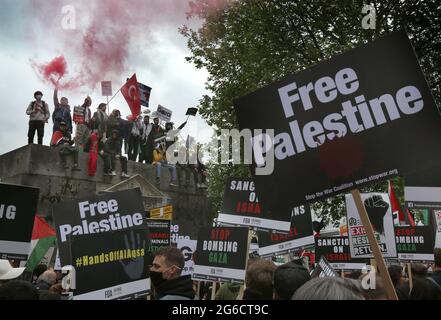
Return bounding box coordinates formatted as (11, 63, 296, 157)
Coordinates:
(0, 0, 213, 155)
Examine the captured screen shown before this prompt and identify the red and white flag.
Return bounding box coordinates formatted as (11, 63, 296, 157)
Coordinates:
(121, 73, 141, 118)
(388, 180, 415, 226)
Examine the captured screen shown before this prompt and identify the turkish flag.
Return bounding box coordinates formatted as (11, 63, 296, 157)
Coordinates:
(121, 73, 141, 118)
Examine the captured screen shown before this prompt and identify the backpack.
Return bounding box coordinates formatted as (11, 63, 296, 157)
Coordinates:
(30, 100, 47, 116)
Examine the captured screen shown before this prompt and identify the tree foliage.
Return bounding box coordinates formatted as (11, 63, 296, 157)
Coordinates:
(181, 0, 441, 221)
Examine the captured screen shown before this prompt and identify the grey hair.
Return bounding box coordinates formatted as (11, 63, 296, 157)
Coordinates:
(292, 277, 365, 300)
(37, 270, 56, 286)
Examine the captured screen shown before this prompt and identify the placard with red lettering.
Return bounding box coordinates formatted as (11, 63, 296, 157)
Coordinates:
(346, 193, 397, 258)
(315, 236, 369, 270)
(217, 178, 291, 233)
(258, 205, 314, 258)
(192, 227, 249, 283)
(145, 219, 170, 252)
(145, 219, 171, 267)
(394, 226, 434, 262)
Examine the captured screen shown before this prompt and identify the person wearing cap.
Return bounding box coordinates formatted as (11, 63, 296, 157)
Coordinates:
(101, 129, 129, 178)
(0, 260, 25, 282)
(50, 121, 80, 171)
(52, 88, 72, 134)
(26, 91, 50, 145)
(74, 95, 92, 149)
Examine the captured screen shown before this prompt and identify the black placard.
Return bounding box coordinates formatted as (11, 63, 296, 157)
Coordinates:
(70, 228, 150, 300)
(53, 188, 145, 267)
(0, 183, 39, 260)
(234, 30, 441, 215)
(315, 236, 369, 270)
(394, 226, 434, 262)
(258, 205, 314, 258)
(193, 227, 249, 283)
(218, 178, 291, 232)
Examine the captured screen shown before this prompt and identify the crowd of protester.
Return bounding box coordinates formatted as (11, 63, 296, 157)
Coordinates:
(2, 247, 440, 300)
(25, 89, 207, 188)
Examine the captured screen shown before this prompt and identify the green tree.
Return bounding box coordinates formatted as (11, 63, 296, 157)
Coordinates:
(181, 0, 441, 222)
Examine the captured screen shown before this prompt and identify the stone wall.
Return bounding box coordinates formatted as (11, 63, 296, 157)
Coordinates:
(0, 144, 211, 238)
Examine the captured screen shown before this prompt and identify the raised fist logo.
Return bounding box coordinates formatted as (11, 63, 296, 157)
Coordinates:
(364, 195, 389, 234)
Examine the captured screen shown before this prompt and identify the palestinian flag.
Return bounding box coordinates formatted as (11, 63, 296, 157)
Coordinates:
(25, 216, 56, 272)
(388, 180, 415, 226)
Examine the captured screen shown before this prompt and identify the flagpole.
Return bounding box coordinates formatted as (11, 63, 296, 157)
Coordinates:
(106, 87, 122, 105)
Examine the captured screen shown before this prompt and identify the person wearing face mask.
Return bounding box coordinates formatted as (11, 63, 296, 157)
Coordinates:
(74, 96, 92, 149)
(26, 91, 50, 145)
(150, 247, 195, 300)
(52, 88, 73, 134)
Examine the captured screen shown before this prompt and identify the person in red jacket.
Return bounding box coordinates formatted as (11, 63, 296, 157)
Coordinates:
(84, 130, 105, 176)
(50, 121, 80, 171)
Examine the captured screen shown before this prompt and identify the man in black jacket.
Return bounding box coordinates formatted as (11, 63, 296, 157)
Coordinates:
(150, 247, 195, 300)
(101, 130, 129, 178)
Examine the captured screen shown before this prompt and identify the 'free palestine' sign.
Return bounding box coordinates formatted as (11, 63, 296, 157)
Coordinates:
(234, 30, 441, 214)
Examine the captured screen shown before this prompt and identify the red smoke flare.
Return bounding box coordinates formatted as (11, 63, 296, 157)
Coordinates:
(32, 56, 67, 88)
(31, 55, 81, 90)
(30, 0, 233, 91)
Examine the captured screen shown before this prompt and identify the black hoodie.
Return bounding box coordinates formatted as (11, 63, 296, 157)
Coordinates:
(154, 275, 195, 300)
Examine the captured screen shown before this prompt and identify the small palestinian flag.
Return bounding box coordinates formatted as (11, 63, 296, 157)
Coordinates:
(25, 216, 56, 272)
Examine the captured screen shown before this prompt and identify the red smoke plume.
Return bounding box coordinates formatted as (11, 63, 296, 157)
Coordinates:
(30, 0, 232, 92)
(32, 56, 67, 88)
(31, 55, 79, 90)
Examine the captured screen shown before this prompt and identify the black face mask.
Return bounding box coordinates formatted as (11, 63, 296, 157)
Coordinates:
(150, 270, 167, 288)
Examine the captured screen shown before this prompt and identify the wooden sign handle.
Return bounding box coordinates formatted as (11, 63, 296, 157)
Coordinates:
(351, 189, 398, 300)
(211, 281, 216, 300)
(235, 229, 253, 300)
(196, 281, 201, 300)
(407, 263, 413, 292)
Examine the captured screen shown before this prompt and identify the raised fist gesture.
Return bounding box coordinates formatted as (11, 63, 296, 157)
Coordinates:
(364, 195, 389, 234)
